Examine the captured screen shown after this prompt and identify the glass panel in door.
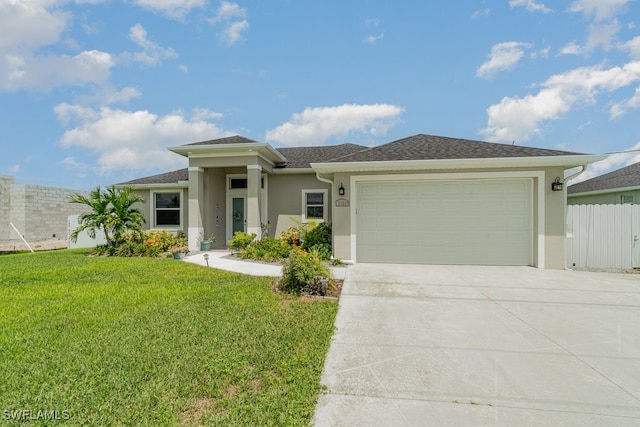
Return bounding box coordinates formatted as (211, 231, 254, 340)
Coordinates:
(232, 197, 245, 234)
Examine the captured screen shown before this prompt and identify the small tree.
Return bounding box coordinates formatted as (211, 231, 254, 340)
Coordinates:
(69, 186, 145, 247)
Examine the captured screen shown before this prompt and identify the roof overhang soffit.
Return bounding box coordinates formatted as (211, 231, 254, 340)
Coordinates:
(310, 155, 607, 174)
(168, 142, 288, 167)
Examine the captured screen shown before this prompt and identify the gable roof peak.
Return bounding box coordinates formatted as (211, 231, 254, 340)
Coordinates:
(325, 133, 584, 163)
(184, 135, 259, 146)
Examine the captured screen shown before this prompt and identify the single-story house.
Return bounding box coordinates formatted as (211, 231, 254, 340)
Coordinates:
(568, 161, 640, 205)
(118, 134, 604, 269)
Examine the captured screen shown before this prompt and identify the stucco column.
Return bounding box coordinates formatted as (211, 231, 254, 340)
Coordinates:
(246, 165, 262, 238)
(188, 167, 204, 251)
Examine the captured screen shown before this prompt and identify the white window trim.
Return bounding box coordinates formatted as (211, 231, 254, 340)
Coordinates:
(302, 189, 328, 223)
(151, 189, 183, 230)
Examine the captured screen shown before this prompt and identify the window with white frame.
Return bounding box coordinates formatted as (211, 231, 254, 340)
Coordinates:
(154, 191, 181, 227)
(302, 189, 327, 222)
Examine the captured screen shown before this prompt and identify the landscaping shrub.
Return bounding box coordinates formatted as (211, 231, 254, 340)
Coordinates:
(301, 222, 332, 260)
(278, 227, 301, 246)
(279, 249, 331, 295)
(145, 230, 183, 252)
(228, 231, 257, 250)
(92, 230, 186, 258)
(240, 237, 292, 262)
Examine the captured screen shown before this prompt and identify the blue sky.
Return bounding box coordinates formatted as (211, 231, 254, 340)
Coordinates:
(2, 0, 640, 190)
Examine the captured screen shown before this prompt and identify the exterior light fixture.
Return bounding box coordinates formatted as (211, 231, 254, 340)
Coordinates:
(203, 253, 210, 267)
(338, 183, 345, 196)
(551, 177, 563, 192)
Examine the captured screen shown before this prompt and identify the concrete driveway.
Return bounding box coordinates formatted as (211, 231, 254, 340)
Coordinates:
(313, 264, 640, 426)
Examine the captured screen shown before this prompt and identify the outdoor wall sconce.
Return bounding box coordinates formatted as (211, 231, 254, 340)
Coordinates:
(338, 183, 345, 196)
(551, 177, 563, 192)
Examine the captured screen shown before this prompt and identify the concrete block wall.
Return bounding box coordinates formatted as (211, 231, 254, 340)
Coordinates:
(0, 176, 14, 240)
(8, 182, 89, 241)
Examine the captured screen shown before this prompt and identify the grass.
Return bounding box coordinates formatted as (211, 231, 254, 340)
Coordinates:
(0, 250, 338, 426)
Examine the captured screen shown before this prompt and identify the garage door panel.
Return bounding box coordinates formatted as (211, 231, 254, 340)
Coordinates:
(356, 179, 532, 265)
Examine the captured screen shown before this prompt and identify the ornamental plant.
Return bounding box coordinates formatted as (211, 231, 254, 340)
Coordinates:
(279, 249, 331, 295)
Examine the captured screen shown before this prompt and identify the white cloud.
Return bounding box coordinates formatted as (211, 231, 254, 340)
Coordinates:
(568, 0, 629, 22)
(560, 41, 587, 56)
(569, 141, 640, 184)
(364, 33, 384, 45)
(480, 61, 640, 142)
(0, 49, 114, 91)
(265, 104, 404, 147)
(566, 0, 629, 53)
(623, 36, 640, 59)
(8, 164, 21, 174)
(72, 85, 142, 107)
(210, 0, 246, 23)
(586, 20, 621, 50)
(61, 157, 89, 170)
(476, 42, 531, 78)
(208, 1, 248, 45)
(132, 0, 205, 19)
(610, 86, 640, 118)
(0, 0, 69, 50)
(509, 0, 552, 13)
(55, 104, 232, 173)
(129, 24, 178, 65)
(471, 8, 490, 19)
(0, 1, 115, 92)
(221, 20, 249, 45)
(531, 47, 551, 59)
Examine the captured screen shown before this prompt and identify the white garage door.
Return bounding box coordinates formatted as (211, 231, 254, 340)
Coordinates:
(356, 179, 532, 265)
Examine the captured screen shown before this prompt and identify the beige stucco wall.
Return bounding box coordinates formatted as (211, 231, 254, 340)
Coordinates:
(332, 172, 352, 262)
(544, 167, 567, 269)
(202, 168, 227, 248)
(267, 173, 331, 237)
(191, 155, 274, 172)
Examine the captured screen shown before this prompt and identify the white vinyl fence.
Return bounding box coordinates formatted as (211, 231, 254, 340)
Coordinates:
(566, 204, 640, 269)
(67, 214, 107, 249)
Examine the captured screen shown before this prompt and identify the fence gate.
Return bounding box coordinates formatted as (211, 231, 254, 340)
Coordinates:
(566, 204, 640, 269)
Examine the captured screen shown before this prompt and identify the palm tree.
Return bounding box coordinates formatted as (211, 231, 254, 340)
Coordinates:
(105, 186, 145, 245)
(69, 186, 145, 247)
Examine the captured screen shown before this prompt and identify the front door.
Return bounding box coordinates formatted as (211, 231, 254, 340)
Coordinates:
(232, 197, 245, 235)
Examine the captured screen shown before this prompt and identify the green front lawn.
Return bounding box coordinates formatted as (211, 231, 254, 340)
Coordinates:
(0, 250, 338, 426)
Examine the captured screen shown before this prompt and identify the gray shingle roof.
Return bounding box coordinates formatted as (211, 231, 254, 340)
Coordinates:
(276, 143, 367, 168)
(121, 134, 588, 186)
(568, 161, 640, 194)
(118, 168, 188, 185)
(184, 135, 258, 146)
(327, 134, 584, 163)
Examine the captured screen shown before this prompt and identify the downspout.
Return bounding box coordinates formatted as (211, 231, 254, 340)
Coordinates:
(315, 171, 336, 259)
(315, 171, 334, 188)
(564, 165, 586, 183)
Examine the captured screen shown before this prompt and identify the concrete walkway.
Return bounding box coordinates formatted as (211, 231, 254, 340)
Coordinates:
(183, 250, 282, 276)
(182, 250, 349, 281)
(313, 264, 640, 426)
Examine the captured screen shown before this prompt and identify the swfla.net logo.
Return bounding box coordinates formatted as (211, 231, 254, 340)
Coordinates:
(2, 409, 71, 421)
